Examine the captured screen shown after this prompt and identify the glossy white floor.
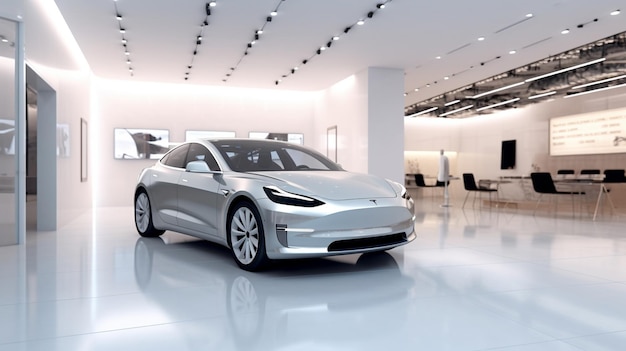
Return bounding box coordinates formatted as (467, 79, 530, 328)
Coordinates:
(1, 195, 626, 351)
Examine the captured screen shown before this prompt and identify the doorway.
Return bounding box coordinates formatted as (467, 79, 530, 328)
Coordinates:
(26, 66, 57, 232)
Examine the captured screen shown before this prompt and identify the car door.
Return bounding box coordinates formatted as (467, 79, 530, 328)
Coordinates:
(176, 143, 222, 236)
(150, 144, 189, 226)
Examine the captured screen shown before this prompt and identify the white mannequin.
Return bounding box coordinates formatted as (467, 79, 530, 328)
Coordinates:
(438, 149, 451, 207)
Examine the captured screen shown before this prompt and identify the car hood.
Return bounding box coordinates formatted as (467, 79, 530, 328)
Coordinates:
(251, 171, 398, 201)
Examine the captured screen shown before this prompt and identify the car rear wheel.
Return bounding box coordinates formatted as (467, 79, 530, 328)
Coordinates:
(228, 201, 268, 271)
(134, 190, 164, 237)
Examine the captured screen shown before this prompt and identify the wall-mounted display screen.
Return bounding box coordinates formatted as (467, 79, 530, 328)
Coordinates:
(114, 128, 170, 159)
(185, 130, 236, 141)
(0, 119, 15, 155)
(249, 132, 303, 145)
(550, 107, 626, 156)
(500, 139, 516, 169)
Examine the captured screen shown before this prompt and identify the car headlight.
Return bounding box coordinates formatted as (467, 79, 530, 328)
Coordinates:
(263, 186, 325, 207)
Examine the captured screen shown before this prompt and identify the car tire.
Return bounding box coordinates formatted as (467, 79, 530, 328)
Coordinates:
(134, 190, 165, 237)
(227, 201, 268, 271)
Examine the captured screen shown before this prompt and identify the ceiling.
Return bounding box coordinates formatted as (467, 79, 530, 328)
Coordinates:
(48, 0, 626, 116)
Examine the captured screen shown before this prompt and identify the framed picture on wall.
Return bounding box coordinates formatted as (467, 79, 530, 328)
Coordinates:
(327, 125, 337, 162)
(57, 123, 70, 158)
(185, 130, 236, 141)
(249, 132, 304, 145)
(114, 128, 170, 160)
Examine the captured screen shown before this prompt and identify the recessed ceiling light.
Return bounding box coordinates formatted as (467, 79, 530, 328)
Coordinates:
(320, 46, 326, 51)
(332, 36, 340, 41)
(477, 37, 485, 41)
(377, 3, 385, 9)
(561, 29, 570, 34)
(116, 14, 122, 21)
(256, 30, 263, 34)
(526, 13, 533, 18)
(121, 39, 127, 44)
(444, 76, 449, 80)
(414, 88, 419, 92)
(125, 51, 130, 56)
(436, 56, 441, 60)
(120, 28, 126, 33)
(209, 1, 217, 7)
(610, 9, 620, 15)
(509, 50, 517, 54)
(270, 11, 278, 16)
(357, 19, 365, 25)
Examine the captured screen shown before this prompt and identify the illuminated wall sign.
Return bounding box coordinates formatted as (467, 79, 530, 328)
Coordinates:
(550, 107, 626, 156)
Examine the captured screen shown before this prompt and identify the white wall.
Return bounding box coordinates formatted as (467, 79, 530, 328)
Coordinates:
(313, 67, 405, 184)
(313, 74, 368, 173)
(93, 79, 318, 206)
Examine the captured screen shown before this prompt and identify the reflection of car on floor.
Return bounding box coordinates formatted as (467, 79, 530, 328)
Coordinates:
(134, 138, 416, 271)
(134, 236, 414, 350)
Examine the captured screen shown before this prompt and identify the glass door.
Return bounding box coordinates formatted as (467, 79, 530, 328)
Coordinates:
(0, 16, 22, 245)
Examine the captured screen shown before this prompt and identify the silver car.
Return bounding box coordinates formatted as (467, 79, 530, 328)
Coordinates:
(134, 139, 416, 271)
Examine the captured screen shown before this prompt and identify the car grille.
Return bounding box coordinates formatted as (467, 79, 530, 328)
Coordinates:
(327, 233, 407, 252)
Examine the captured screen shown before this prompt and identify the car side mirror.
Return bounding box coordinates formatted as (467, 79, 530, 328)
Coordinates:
(186, 160, 211, 173)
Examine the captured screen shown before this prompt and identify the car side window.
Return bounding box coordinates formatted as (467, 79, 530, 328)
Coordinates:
(161, 144, 189, 168)
(186, 143, 220, 171)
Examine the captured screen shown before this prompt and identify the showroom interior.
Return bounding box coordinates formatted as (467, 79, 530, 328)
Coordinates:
(2, 0, 626, 350)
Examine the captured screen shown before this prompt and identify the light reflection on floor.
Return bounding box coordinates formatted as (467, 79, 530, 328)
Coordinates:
(1, 196, 626, 351)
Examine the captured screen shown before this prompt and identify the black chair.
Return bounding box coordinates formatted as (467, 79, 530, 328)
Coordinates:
(462, 173, 498, 208)
(580, 169, 600, 175)
(603, 169, 626, 183)
(530, 172, 584, 215)
(414, 174, 441, 197)
(600, 169, 625, 212)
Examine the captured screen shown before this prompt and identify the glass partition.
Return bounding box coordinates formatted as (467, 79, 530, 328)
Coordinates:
(0, 17, 18, 245)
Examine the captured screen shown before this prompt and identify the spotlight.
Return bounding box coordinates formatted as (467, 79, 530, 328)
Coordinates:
(477, 37, 485, 41)
(185, 77, 188, 81)
(367, 11, 374, 18)
(209, 1, 217, 7)
(121, 39, 127, 44)
(125, 51, 130, 56)
(344, 27, 351, 33)
(193, 50, 197, 55)
(188, 65, 192, 69)
(267, 16, 272, 22)
(357, 19, 365, 25)
(270, 11, 278, 16)
(203, 20, 209, 26)
(247, 43, 252, 48)
(320, 46, 326, 51)
(561, 29, 570, 34)
(376, 3, 385, 9)
(332, 36, 340, 41)
(577, 24, 584, 28)
(302, 59, 308, 64)
(120, 28, 126, 33)
(205, 3, 211, 15)
(509, 50, 516, 54)
(256, 30, 263, 34)
(116, 14, 122, 20)
(316, 49, 321, 55)
(226, 73, 231, 77)
(291, 69, 295, 74)
(611, 9, 620, 15)
(255, 34, 259, 40)
(327, 41, 332, 48)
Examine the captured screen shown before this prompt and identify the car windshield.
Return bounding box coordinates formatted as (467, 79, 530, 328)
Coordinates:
(211, 140, 342, 172)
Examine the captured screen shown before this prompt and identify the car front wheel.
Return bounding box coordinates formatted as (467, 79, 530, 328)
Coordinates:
(228, 201, 268, 271)
(134, 190, 164, 237)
